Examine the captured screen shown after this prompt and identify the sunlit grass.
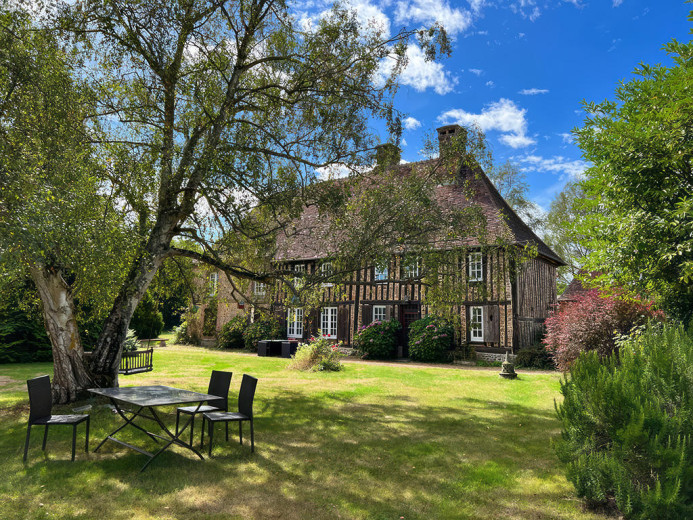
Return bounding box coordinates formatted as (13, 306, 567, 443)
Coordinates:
(0, 344, 605, 520)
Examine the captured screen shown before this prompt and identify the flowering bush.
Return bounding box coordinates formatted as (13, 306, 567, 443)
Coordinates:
(544, 290, 665, 371)
(288, 335, 343, 372)
(354, 319, 400, 359)
(243, 312, 282, 351)
(408, 316, 454, 362)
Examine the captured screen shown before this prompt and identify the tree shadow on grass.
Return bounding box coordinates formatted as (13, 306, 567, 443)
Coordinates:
(0, 390, 603, 520)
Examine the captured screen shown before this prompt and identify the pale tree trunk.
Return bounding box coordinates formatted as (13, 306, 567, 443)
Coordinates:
(89, 218, 176, 387)
(29, 265, 93, 404)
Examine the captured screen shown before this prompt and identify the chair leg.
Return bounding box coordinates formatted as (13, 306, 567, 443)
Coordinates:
(23, 424, 32, 462)
(239, 422, 243, 445)
(208, 420, 214, 457)
(200, 416, 205, 448)
(175, 410, 180, 436)
(190, 415, 195, 446)
(85, 417, 90, 453)
(42, 425, 49, 451)
(250, 419, 254, 453)
(72, 425, 77, 461)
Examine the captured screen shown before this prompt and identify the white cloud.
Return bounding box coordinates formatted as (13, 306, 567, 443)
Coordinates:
(485, 80, 495, 87)
(558, 132, 573, 144)
(514, 154, 588, 180)
(379, 44, 458, 95)
(297, 0, 391, 37)
(403, 116, 422, 130)
(394, 0, 473, 36)
(613, 0, 623, 6)
(469, 68, 483, 76)
(518, 88, 549, 95)
(437, 98, 536, 148)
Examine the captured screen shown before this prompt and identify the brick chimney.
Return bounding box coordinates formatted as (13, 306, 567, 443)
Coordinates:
(437, 124, 466, 155)
(375, 143, 401, 168)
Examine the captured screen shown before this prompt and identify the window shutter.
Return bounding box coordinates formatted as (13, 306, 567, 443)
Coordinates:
(362, 304, 372, 326)
(337, 306, 349, 341)
(385, 305, 393, 320)
(484, 305, 500, 343)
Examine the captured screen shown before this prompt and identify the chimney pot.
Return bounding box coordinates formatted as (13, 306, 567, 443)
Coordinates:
(436, 124, 466, 155)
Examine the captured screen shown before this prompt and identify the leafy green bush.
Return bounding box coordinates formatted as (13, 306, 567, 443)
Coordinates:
(130, 293, 164, 339)
(354, 319, 400, 359)
(555, 323, 693, 519)
(202, 297, 218, 336)
(408, 316, 454, 362)
(515, 345, 555, 370)
(217, 315, 249, 349)
(122, 329, 140, 352)
(0, 307, 51, 363)
(174, 308, 202, 345)
(243, 312, 282, 351)
(287, 336, 343, 372)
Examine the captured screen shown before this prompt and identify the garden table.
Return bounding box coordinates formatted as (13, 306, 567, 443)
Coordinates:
(88, 385, 220, 472)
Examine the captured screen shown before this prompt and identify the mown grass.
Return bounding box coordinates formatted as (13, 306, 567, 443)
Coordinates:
(0, 345, 607, 520)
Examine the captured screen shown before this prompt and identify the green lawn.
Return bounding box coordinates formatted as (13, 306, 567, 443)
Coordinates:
(0, 345, 606, 520)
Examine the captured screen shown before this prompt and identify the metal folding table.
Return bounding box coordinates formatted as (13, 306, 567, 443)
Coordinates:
(88, 385, 220, 471)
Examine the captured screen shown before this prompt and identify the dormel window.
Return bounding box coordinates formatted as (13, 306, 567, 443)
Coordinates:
(469, 306, 484, 342)
(403, 258, 420, 279)
(321, 307, 337, 338)
(373, 305, 386, 322)
(293, 264, 305, 287)
(254, 282, 266, 296)
(321, 262, 333, 287)
(209, 272, 218, 296)
(374, 265, 388, 283)
(287, 308, 303, 338)
(468, 252, 484, 282)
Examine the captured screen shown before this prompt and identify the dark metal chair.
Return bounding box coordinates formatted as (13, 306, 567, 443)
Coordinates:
(201, 374, 257, 456)
(175, 370, 232, 445)
(23, 375, 90, 462)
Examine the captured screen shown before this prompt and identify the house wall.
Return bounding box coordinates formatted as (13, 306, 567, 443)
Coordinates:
(512, 256, 558, 350)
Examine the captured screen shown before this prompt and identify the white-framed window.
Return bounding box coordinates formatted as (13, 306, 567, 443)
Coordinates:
(321, 307, 338, 338)
(374, 265, 388, 283)
(209, 272, 219, 295)
(254, 281, 266, 296)
(468, 252, 484, 282)
(287, 308, 304, 338)
(293, 264, 305, 287)
(373, 305, 386, 322)
(321, 262, 333, 287)
(469, 306, 484, 342)
(403, 258, 420, 279)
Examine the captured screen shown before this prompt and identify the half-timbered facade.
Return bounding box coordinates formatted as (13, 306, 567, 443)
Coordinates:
(213, 125, 564, 356)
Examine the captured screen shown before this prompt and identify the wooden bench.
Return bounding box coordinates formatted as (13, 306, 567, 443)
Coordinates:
(138, 338, 167, 348)
(119, 348, 154, 375)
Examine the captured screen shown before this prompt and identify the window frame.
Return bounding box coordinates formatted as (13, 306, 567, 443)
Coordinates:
(374, 265, 388, 284)
(469, 305, 484, 342)
(320, 262, 334, 287)
(320, 307, 338, 338)
(403, 257, 420, 279)
(253, 281, 266, 296)
(293, 263, 305, 287)
(373, 305, 386, 322)
(468, 252, 484, 282)
(209, 272, 219, 296)
(287, 308, 304, 339)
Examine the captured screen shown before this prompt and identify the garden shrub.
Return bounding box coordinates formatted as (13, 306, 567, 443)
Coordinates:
(174, 308, 203, 345)
(514, 344, 555, 370)
(543, 290, 664, 371)
(408, 316, 454, 362)
(122, 329, 140, 352)
(555, 323, 693, 519)
(287, 336, 343, 372)
(0, 307, 51, 363)
(130, 293, 165, 339)
(354, 319, 400, 359)
(217, 314, 249, 349)
(202, 297, 218, 336)
(243, 312, 282, 351)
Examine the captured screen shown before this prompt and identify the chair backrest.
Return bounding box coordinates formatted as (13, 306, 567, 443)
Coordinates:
(207, 370, 233, 411)
(238, 374, 258, 418)
(27, 375, 52, 422)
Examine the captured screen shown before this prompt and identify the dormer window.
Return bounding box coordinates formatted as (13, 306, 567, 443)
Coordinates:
(403, 258, 420, 279)
(321, 262, 333, 287)
(468, 252, 484, 282)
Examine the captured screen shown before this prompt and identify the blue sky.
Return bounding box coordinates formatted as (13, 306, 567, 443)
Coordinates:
(301, 1, 691, 212)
